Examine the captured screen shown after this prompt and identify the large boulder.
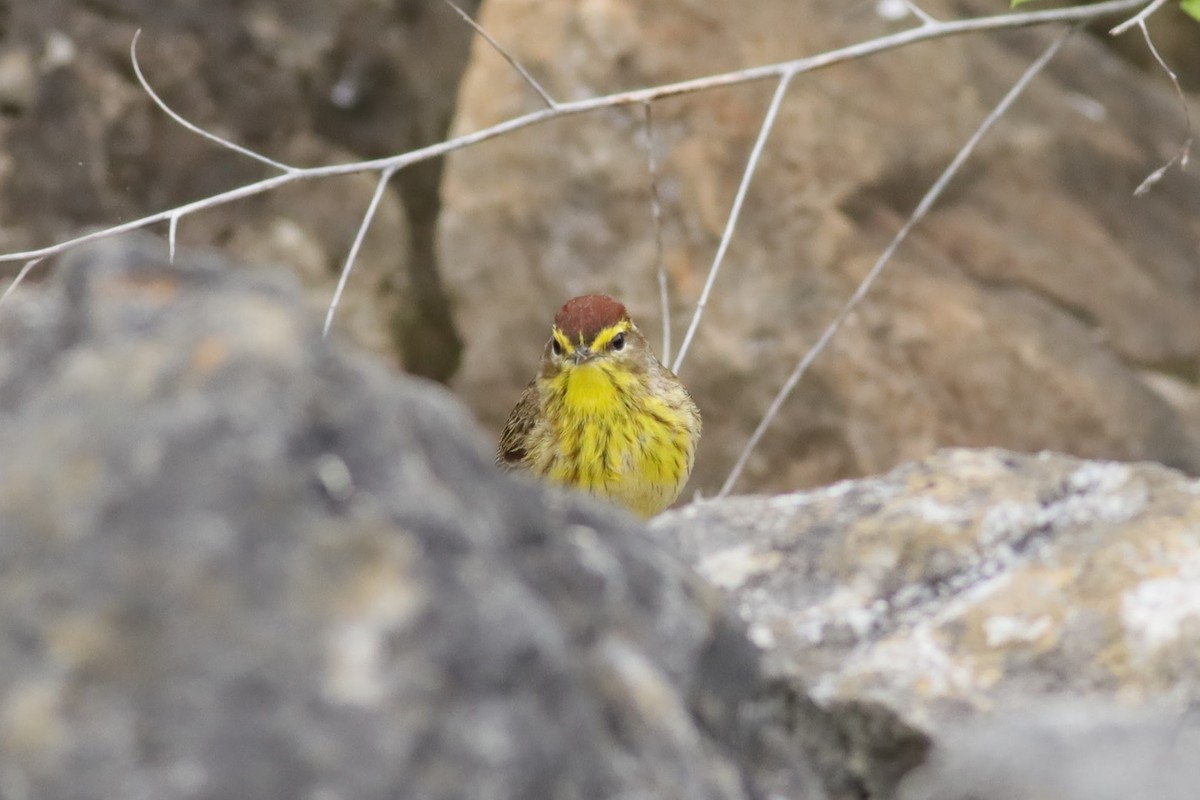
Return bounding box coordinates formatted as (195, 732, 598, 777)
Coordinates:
(653, 448, 1200, 797)
(0, 237, 837, 800)
(654, 449, 1200, 723)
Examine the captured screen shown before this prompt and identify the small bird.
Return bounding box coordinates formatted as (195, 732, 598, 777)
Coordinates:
(497, 294, 702, 517)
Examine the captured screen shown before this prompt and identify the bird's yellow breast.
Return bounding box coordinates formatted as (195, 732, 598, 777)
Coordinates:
(532, 360, 695, 517)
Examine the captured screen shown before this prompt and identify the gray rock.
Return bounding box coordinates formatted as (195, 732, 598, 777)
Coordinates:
(897, 706, 1200, 800)
(0, 236, 831, 800)
(653, 448, 1200, 797)
(653, 449, 1200, 727)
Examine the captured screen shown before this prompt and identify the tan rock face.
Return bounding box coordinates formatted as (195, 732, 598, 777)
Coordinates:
(0, 0, 481, 377)
(652, 449, 1200, 729)
(440, 0, 1200, 500)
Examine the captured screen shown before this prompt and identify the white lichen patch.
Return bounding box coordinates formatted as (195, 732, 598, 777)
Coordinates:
(764, 492, 819, 512)
(817, 474, 902, 504)
(814, 625, 983, 719)
(695, 544, 782, 590)
(787, 584, 886, 644)
(984, 614, 1054, 648)
(323, 564, 425, 707)
(747, 622, 776, 649)
(979, 500, 1041, 547)
(1066, 461, 1130, 495)
(1121, 551, 1200, 659)
(326, 622, 390, 706)
(904, 496, 973, 529)
(979, 469, 1146, 548)
(1054, 484, 1147, 530)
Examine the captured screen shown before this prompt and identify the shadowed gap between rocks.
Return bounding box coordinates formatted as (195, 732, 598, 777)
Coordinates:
(315, 0, 483, 383)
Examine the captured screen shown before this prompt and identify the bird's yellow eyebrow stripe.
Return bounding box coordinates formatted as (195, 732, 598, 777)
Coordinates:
(588, 320, 630, 350)
(552, 319, 630, 352)
(552, 328, 576, 354)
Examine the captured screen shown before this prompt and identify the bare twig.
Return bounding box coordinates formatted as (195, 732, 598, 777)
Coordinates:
(1125, 19, 1192, 195)
(901, 0, 938, 25)
(0, 0, 1149, 270)
(441, 0, 557, 109)
(168, 213, 179, 263)
(672, 73, 792, 373)
(719, 27, 1076, 497)
(643, 102, 671, 364)
(0, 259, 44, 307)
(1109, 0, 1169, 34)
(131, 29, 295, 173)
(323, 167, 398, 337)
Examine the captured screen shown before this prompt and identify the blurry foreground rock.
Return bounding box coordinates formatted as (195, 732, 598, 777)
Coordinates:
(0, 236, 895, 799)
(654, 448, 1200, 799)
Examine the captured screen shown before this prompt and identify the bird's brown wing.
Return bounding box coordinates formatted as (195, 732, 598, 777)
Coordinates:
(496, 380, 540, 469)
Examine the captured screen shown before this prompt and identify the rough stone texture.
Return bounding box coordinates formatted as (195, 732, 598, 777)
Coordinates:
(653, 447, 1200, 796)
(441, 0, 1200, 500)
(653, 448, 1200, 727)
(0, 0, 478, 377)
(0, 236, 837, 800)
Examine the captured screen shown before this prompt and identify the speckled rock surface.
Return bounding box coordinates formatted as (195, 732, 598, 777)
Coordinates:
(654, 448, 1200, 796)
(653, 448, 1200, 726)
(0, 236, 835, 800)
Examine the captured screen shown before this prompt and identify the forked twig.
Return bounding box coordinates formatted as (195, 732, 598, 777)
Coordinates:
(1109, 0, 1169, 34)
(324, 167, 398, 337)
(719, 27, 1077, 497)
(131, 30, 295, 174)
(1120, 18, 1192, 195)
(0, 259, 43, 307)
(901, 1, 938, 25)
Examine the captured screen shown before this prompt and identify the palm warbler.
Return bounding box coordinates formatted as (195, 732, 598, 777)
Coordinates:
(497, 294, 701, 517)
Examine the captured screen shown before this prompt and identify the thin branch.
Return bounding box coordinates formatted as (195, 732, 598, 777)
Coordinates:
(441, 0, 557, 109)
(1109, 0, 1169, 34)
(1127, 19, 1192, 195)
(168, 213, 179, 263)
(131, 30, 295, 174)
(901, 0, 938, 25)
(323, 167, 398, 337)
(672, 73, 792, 373)
(719, 27, 1076, 497)
(643, 102, 671, 364)
(0, 0, 1151, 268)
(0, 259, 43, 307)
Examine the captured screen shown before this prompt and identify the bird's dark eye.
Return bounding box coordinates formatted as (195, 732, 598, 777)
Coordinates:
(552, 338, 564, 357)
(611, 332, 626, 351)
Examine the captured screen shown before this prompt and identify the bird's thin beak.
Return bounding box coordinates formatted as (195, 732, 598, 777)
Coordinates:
(569, 346, 593, 365)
